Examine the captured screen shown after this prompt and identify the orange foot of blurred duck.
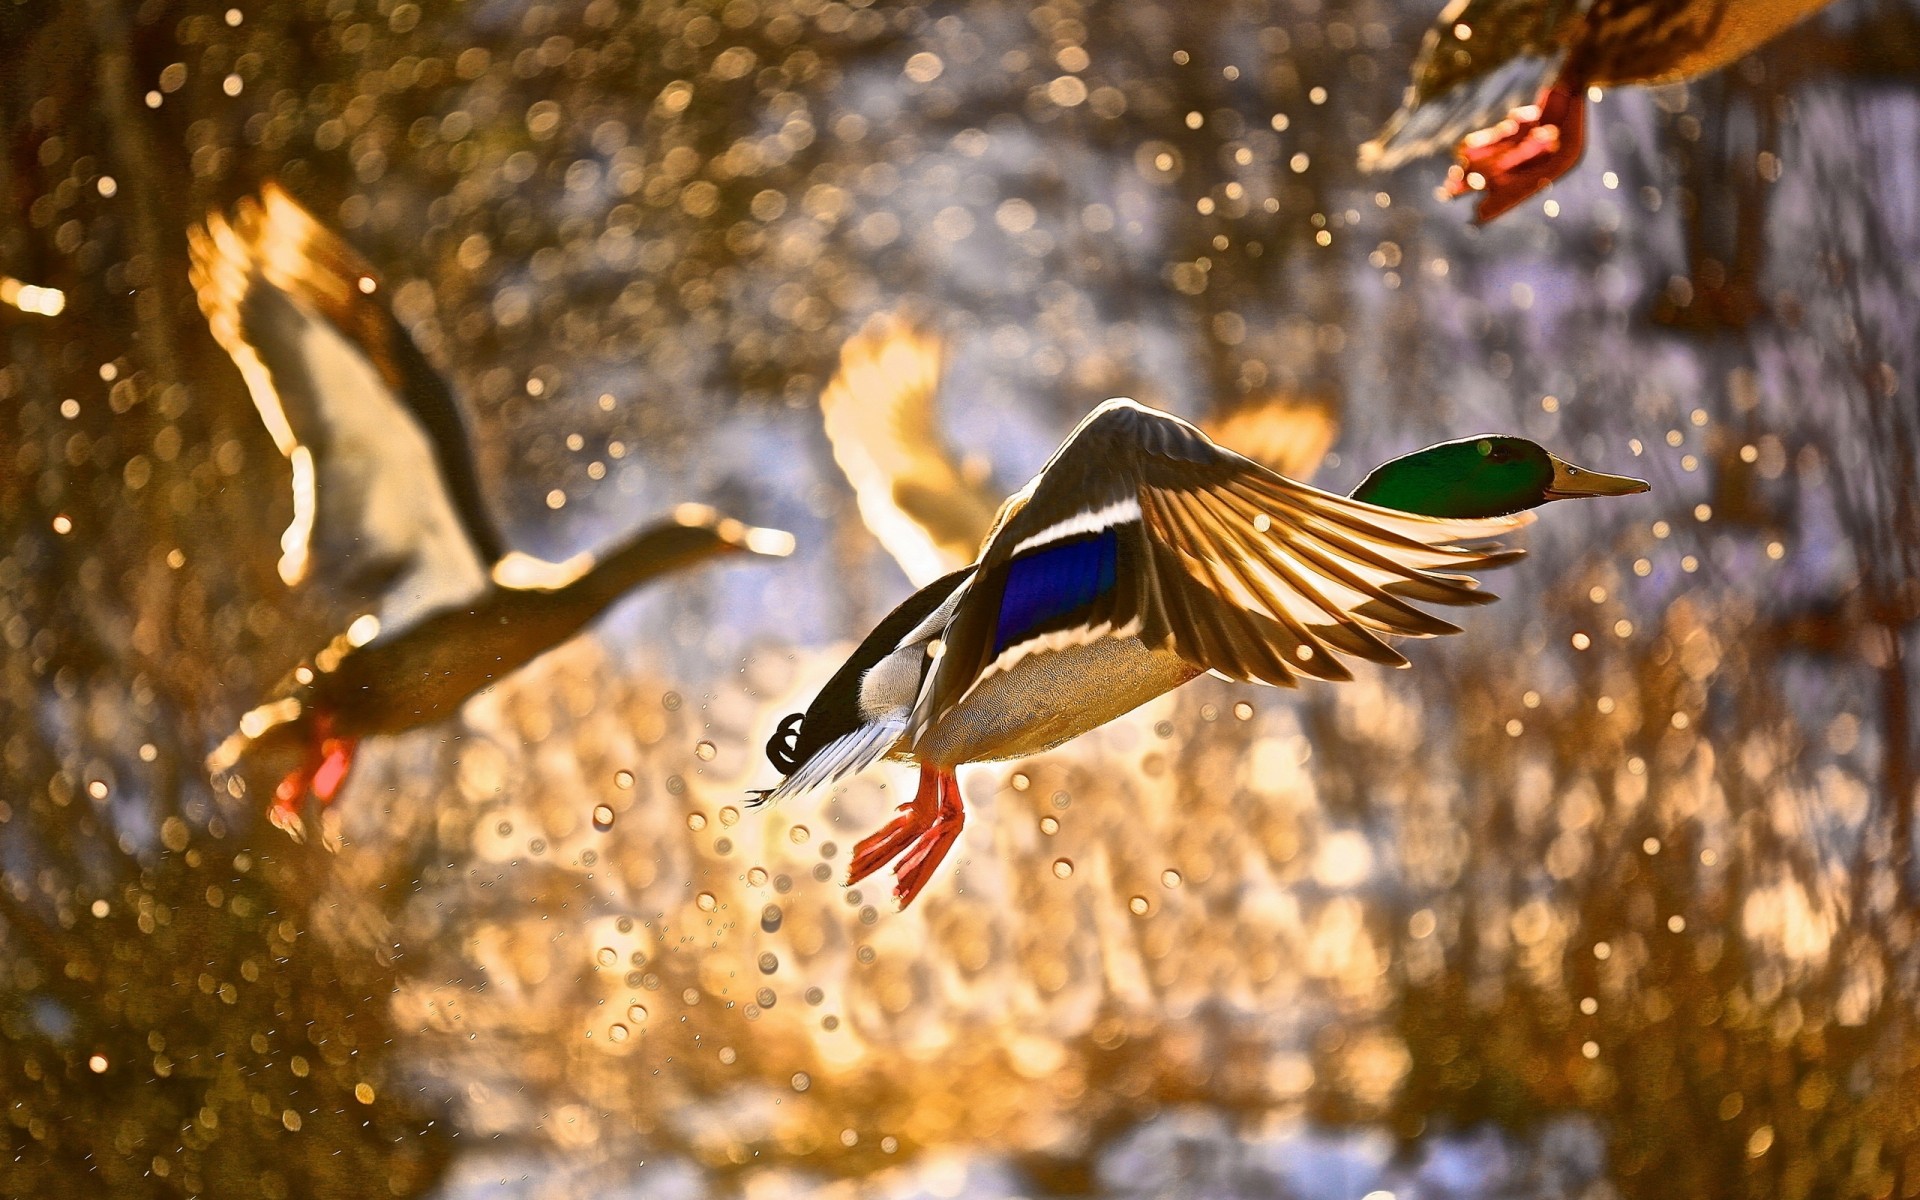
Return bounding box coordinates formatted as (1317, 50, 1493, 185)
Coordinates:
(1445, 77, 1587, 223)
(267, 718, 359, 838)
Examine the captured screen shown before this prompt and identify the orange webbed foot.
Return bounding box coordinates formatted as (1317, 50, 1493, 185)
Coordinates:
(846, 766, 965, 910)
(311, 736, 358, 803)
(265, 728, 359, 841)
(1445, 78, 1588, 223)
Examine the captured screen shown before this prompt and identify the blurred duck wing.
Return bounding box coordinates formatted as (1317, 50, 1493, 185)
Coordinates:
(1198, 392, 1340, 483)
(912, 399, 1532, 735)
(189, 183, 501, 627)
(819, 314, 1002, 585)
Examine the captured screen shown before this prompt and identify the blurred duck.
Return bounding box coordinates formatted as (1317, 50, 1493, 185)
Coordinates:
(192, 184, 793, 837)
(1361, 0, 1836, 221)
(755, 399, 1648, 908)
(819, 313, 1338, 586)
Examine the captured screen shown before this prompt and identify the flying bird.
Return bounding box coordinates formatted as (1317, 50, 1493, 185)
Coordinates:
(191, 184, 793, 837)
(754, 400, 1648, 909)
(1361, 0, 1836, 221)
(818, 313, 1339, 585)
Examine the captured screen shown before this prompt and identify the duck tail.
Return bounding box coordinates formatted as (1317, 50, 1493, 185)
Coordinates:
(765, 712, 805, 774)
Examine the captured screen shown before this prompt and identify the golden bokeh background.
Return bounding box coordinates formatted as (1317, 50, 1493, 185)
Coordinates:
(2, 0, 1917, 1196)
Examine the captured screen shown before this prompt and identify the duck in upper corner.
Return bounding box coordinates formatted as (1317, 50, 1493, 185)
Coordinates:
(817, 311, 1339, 587)
(191, 184, 793, 839)
(751, 398, 1648, 909)
(1361, 0, 1837, 222)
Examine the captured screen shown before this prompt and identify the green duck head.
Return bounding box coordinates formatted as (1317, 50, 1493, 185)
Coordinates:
(1350, 435, 1649, 519)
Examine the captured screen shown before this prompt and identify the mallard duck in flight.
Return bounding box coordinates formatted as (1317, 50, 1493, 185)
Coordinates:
(753, 400, 1647, 909)
(192, 185, 792, 837)
(1362, 0, 1836, 221)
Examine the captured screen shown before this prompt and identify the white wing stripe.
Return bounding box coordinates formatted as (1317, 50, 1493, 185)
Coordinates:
(1010, 497, 1142, 556)
(766, 715, 907, 802)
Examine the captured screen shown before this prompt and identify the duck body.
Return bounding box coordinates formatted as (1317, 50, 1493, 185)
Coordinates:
(756, 404, 1647, 909)
(1364, 0, 1836, 220)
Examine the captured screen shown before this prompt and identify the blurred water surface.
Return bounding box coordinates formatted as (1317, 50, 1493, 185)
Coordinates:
(3, 0, 1918, 1196)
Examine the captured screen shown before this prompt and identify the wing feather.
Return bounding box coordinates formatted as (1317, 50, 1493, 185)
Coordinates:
(914, 400, 1530, 735)
(189, 184, 498, 626)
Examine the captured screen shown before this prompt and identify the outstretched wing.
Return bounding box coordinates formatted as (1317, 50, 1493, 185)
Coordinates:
(819, 314, 1003, 586)
(912, 400, 1531, 736)
(189, 183, 501, 626)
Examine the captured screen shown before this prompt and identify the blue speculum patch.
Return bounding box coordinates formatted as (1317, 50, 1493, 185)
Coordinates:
(993, 527, 1119, 654)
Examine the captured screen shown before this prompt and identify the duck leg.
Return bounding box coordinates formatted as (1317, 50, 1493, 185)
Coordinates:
(265, 721, 359, 840)
(310, 735, 359, 803)
(269, 759, 317, 840)
(888, 768, 964, 911)
(1445, 75, 1588, 223)
(846, 765, 941, 887)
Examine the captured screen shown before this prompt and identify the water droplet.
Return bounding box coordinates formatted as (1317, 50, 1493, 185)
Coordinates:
(791, 1072, 811, 1092)
(820, 841, 838, 858)
(1011, 772, 1030, 791)
(529, 838, 547, 854)
(823, 1014, 840, 1030)
(719, 805, 740, 826)
(1039, 816, 1059, 835)
(595, 947, 617, 966)
(756, 987, 777, 1008)
(856, 945, 876, 964)
(1154, 720, 1174, 738)
(1129, 895, 1150, 915)
(1052, 858, 1074, 879)
(788, 825, 811, 844)
(761, 904, 783, 932)
(715, 837, 733, 854)
(718, 1046, 737, 1064)
(696, 892, 717, 912)
(607, 1023, 629, 1043)
(1050, 791, 1070, 810)
(1233, 701, 1254, 721)
(804, 986, 824, 1005)
(627, 1004, 648, 1022)
(1161, 869, 1182, 888)
(614, 770, 634, 790)
(695, 740, 717, 761)
(88, 1054, 108, 1073)
(496, 820, 513, 837)
(687, 813, 707, 831)
(592, 805, 615, 831)
(616, 916, 633, 933)
(757, 952, 778, 974)
(746, 867, 768, 886)
(1200, 703, 1219, 721)
(663, 691, 682, 711)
